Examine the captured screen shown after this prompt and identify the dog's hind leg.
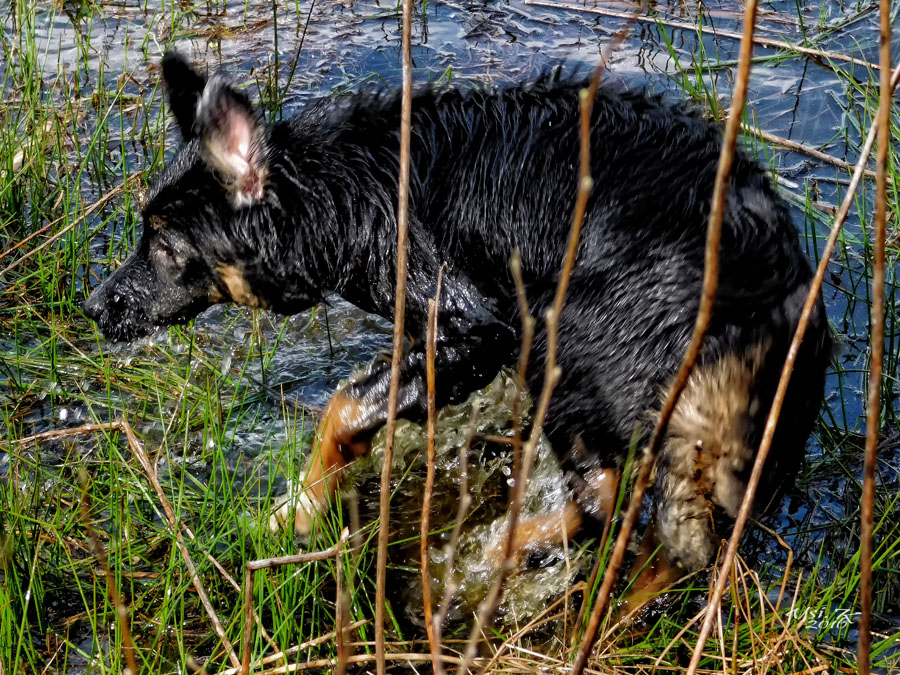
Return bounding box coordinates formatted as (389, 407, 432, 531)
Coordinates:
(626, 343, 771, 605)
(488, 502, 584, 566)
(487, 466, 620, 567)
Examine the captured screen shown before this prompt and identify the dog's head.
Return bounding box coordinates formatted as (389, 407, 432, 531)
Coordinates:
(83, 53, 285, 341)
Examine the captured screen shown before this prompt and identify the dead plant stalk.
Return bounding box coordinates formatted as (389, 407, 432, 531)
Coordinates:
(78, 470, 139, 675)
(684, 47, 900, 675)
(571, 1, 761, 671)
(421, 275, 444, 673)
(374, 0, 414, 667)
(240, 531, 349, 675)
(858, 0, 892, 670)
(524, 0, 882, 72)
(218, 622, 367, 675)
(122, 420, 241, 669)
(433, 419, 476, 657)
(457, 18, 643, 672)
(456, 68, 602, 675)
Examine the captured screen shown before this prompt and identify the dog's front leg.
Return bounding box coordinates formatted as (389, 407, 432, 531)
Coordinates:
(269, 391, 377, 535)
(272, 306, 516, 536)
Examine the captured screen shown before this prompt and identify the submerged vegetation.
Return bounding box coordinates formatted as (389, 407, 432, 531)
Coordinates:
(1, 0, 898, 673)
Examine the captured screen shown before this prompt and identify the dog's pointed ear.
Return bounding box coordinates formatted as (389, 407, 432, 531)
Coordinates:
(195, 74, 268, 208)
(161, 52, 207, 140)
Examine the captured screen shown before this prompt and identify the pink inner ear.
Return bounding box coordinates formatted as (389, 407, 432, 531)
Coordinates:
(226, 109, 252, 173)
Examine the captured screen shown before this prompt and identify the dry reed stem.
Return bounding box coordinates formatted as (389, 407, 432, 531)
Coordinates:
(374, 0, 414, 666)
(0, 174, 141, 278)
(571, 0, 761, 666)
(459, 18, 641, 669)
(508, 250, 536, 493)
(219, 622, 367, 675)
(244, 537, 348, 570)
(571, 471, 619, 646)
(458, 66, 603, 675)
(10, 422, 286, 665)
(77, 470, 139, 675)
(240, 531, 349, 675)
(3, 422, 126, 446)
(334, 531, 349, 675)
(742, 125, 890, 184)
(235, 651, 466, 674)
(121, 419, 241, 669)
(433, 415, 476, 667)
(754, 522, 795, 614)
(858, 0, 892, 669)
(651, 553, 818, 674)
(524, 0, 882, 71)
(421, 275, 444, 673)
(687, 64, 900, 675)
(479, 581, 588, 673)
(196, 545, 281, 657)
(241, 563, 254, 675)
(685, 52, 900, 675)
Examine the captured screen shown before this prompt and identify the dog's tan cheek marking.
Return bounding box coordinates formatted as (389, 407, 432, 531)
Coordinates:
(216, 263, 266, 308)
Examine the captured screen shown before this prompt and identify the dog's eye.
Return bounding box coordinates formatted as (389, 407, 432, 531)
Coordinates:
(158, 241, 175, 259)
(154, 239, 183, 270)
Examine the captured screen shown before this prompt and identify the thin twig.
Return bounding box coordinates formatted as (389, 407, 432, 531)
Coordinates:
(123, 420, 241, 669)
(479, 581, 588, 673)
(743, 125, 890, 184)
(571, 471, 618, 645)
(196, 544, 280, 658)
(334, 528, 350, 675)
(571, 0, 761, 669)
(218, 622, 367, 675)
(685, 54, 900, 675)
(508, 249, 536, 489)
(374, 0, 414, 666)
(462, 58, 610, 675)
(237, 651, 466, 674)
(433, 413, 477, 663)
(12, 420, 271, 669)
(524, 0, 882, 71)
(241, 531, 349, 675)
(3, 422, 124, 447)
(461, 19, 639, 672)
(505, 249, 536, 596)
(241, 562, 254, 675)
(246, 536, 348, 570)
(421, 275, 444, 674)
(0, 176, 139, 277)
(78, 469, 139, 675)
(858, 0, 891, 670)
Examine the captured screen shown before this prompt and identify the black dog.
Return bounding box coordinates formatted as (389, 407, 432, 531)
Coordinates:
(83, 53, 831, 597)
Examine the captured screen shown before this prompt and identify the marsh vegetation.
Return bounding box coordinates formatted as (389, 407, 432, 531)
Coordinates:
(1, 0, 898, 672)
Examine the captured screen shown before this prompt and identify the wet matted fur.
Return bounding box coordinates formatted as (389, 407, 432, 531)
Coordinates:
(83, 53, 832, 586)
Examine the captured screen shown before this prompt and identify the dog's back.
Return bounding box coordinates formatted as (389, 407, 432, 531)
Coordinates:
(300, 79, 829, 459)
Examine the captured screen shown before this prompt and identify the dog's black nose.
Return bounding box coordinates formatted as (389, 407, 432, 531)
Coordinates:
(81, 293, 102, 321)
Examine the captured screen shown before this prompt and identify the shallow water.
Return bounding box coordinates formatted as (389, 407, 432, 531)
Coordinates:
(2, 0, 899, 666)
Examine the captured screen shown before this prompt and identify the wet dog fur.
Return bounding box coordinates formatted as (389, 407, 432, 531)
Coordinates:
(83, 53, 832, 594)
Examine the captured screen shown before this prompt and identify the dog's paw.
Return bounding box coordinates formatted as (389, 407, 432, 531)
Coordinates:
(269, 478, 322, 537)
